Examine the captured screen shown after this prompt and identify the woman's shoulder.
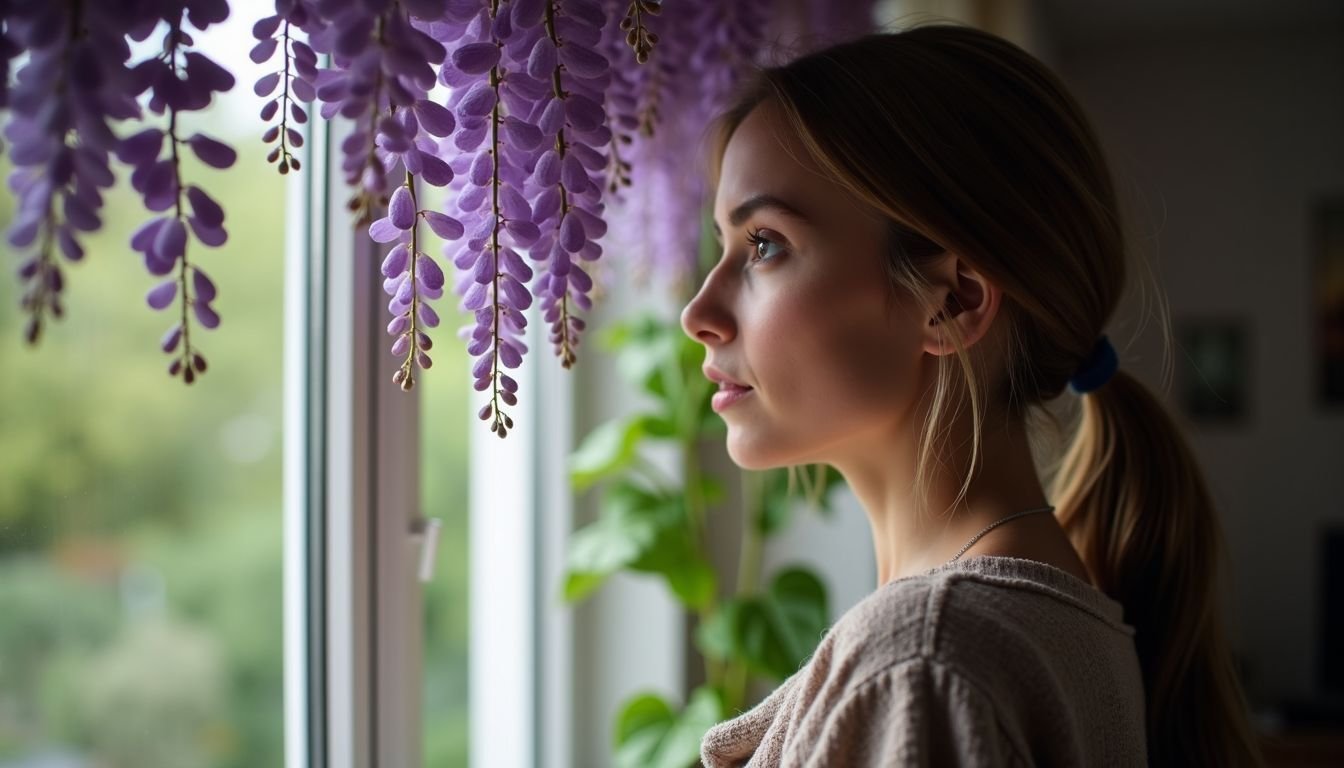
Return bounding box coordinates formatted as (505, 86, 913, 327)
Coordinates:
(818, 555, 1135, 692)
(704, 557, 1145, 767)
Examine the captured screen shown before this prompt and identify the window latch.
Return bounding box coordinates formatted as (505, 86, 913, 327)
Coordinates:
(410, 517, 442, 584)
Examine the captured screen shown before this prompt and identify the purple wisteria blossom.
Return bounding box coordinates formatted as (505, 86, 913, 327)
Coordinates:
(3, 0, 877, 433)
(602, 0, 875, 289)
(120, 1, 234, 384)
(5, 0, 141, 344)
(250, 3, 319, 174)
(258, 0, 464, 390)
(291, 0, 456, 220)
(431, 0, 612, 437)
(523, 0, 611, 373)
(371, 176, 464, 391)
(615, 0, 659, 64)
(600, 0, 702, 288)
(438, 0, 544, 437)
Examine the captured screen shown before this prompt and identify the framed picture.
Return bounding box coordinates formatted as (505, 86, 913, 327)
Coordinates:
(1177, 317, 1249, 424)
(1315, 199, 1344, 407)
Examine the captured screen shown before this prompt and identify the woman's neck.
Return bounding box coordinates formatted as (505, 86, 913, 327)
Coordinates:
(832, 413, 1064, 585)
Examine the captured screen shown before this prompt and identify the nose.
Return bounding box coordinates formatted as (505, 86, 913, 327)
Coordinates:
(680, 267, 735, 346)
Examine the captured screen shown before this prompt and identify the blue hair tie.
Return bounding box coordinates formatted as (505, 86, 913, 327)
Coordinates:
(1068, 335, 1118, 395)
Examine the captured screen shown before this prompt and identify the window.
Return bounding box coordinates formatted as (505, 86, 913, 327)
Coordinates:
(0, 13, 286, 767)
(285, 109, 568, 768)
(1, 5, 575, 766)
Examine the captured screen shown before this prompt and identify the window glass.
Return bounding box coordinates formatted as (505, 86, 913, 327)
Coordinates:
(419, 187, 472, 765)
(0, 8, 285, 767)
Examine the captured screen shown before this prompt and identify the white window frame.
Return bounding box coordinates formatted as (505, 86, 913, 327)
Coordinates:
(282, 111, 574, 768)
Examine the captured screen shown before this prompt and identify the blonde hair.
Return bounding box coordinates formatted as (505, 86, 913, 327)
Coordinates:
(706, 23, 1261, 766)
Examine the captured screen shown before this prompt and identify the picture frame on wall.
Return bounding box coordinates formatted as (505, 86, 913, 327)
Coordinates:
(1177, 317, 1250, 424)
(1315, 198, 1344, 407)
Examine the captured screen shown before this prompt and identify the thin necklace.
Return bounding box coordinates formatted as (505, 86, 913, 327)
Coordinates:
(946, 505, 1056, 564)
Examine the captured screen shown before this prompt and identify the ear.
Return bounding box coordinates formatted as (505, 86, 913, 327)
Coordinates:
(921, 253, 1002, 357)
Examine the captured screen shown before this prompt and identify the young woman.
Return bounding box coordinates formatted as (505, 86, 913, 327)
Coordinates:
(681, 23, 1262, 767)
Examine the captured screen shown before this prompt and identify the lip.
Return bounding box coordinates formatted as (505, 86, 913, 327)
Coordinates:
(711, 385, 754, 413)
(702, 365, 749, 388)
(704, 366, 754, 413)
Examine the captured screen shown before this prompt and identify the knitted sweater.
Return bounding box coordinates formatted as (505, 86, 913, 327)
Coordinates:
(700, 556, 1147, 767)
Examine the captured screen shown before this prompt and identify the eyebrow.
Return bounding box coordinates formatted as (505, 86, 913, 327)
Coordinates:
(712, 194, 813, 238)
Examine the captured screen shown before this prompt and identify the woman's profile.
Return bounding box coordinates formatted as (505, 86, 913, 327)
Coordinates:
(681, 22, 1262, 767)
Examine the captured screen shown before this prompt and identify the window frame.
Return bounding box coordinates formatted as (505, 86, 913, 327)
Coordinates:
(284, 112, 428, 768)
(283, 110, 574, 768)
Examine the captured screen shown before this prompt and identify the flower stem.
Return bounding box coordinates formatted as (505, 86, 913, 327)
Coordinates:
(165, 16, 194, 383)
(543, 0, 578, 367)
(398, 170, 420, 390)
(486, 0, 508, 436)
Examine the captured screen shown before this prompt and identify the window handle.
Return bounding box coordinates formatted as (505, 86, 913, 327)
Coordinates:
(411, 517, 442, 583)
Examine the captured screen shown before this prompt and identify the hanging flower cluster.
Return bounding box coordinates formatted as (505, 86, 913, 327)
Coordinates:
(601, 0, 879, 289)
(2, 0, 876, 435)
(5, 0, 235, 386)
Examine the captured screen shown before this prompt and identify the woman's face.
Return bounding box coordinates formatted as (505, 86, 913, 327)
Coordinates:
(681, 102, 933, 469)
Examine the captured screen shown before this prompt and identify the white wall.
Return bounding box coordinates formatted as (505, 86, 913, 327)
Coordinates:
(1049, 20, 1344, 702)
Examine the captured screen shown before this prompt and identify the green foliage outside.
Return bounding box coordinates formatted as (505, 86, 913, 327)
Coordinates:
(0, 131, 289, 767)
(562, 303, 846, 768)
(0, 126, 471, 765)
(419, 303, 472, 767)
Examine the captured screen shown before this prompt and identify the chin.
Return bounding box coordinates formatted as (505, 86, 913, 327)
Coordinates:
(725, 430, 795, 471)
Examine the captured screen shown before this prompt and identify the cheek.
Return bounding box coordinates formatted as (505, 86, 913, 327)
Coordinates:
(756, 285, 913, 408)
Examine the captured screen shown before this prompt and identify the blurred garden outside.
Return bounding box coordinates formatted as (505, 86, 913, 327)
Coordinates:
(0, 65, 472, 768)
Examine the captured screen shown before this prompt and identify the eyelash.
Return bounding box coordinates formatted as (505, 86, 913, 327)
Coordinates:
(744, 229, 785, 265)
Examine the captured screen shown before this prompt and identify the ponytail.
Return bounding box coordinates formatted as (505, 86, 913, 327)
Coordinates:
(1050, 370, 1263, 766)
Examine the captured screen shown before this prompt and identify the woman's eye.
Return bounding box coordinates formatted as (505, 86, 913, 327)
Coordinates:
(745, 230, 785, 264)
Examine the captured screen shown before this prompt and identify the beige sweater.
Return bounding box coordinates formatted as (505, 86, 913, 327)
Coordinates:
(700, 556, 1147, 767)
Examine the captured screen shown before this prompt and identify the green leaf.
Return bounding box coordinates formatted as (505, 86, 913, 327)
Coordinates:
(561, 570, 609, 604)
(614, 687, 725, 768)
(627, 336, 677, 391)
(569, 415, 647, 490)
(662, 687, 726, 767)
(602, 479, 669, 521)
(560, 513, 659, 604)
(757, 469, 794, 536)
(736, 600, 793, 679)
(640, 415, 679, 439)
(610, 313, 678, 397)
(694, 602, 737, 662)
(566, 515, 658, 573)
(614, 693, 675, 768)
(627, 501, 717, 610)
(707, 568, 830, 681)
(564, 481, 715, 607)
(766, 567, 829, 667)
(660, 555, 716, 610)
